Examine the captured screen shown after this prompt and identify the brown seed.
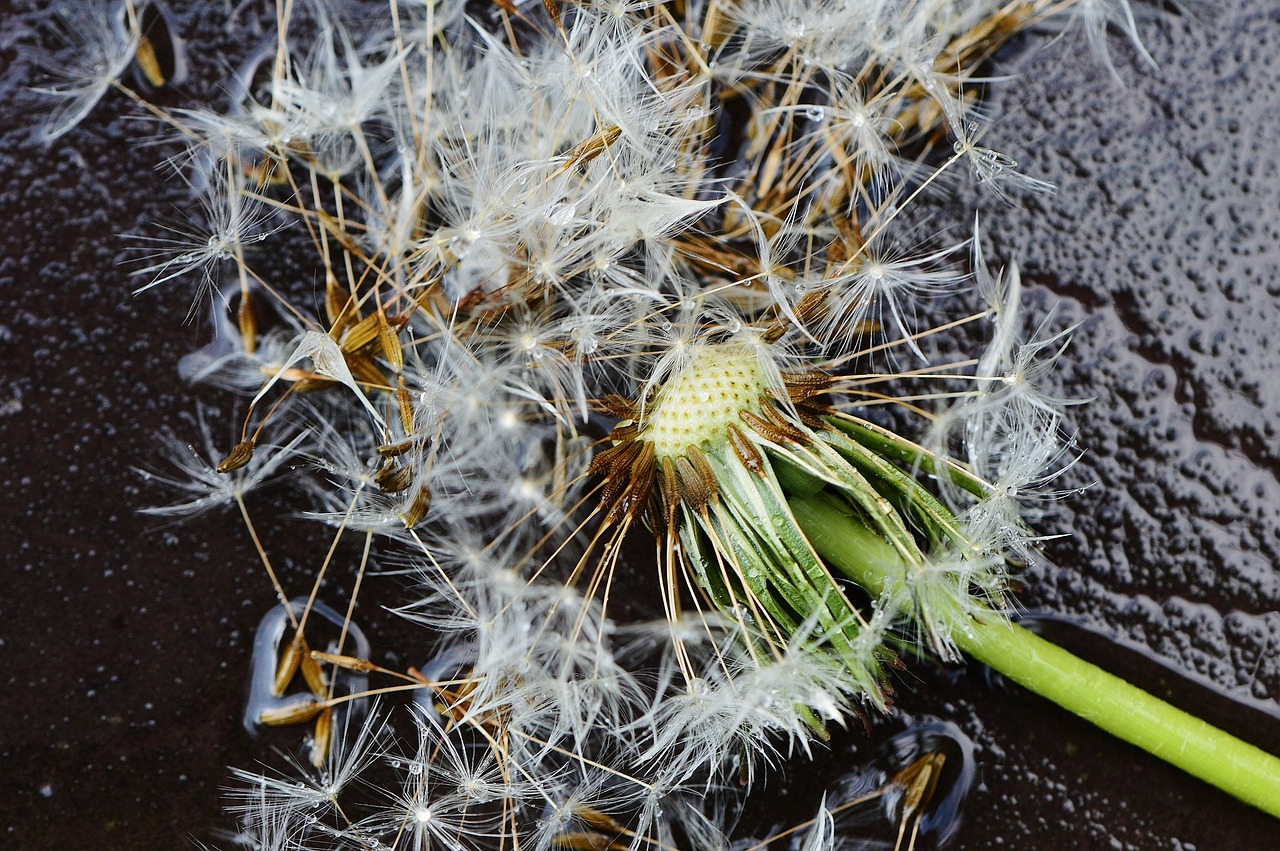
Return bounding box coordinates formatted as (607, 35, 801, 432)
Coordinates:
(794, 401, 830, 431)
(660, 455, 679, 526)
(341, 313, 382, 353)
(741, 404, 808, 445)
(403, 482, 432, 527)
(134, 4, 180, 89)
(625, 443, 656, 520)
(258, 695, 327, 727)
(273, 633, 305, 696)
(551, 833, 615, 851)
(397, 376, 415, 434)
(575, 806, 626, 834)
(675, 447, 718, 511)
(541, 0, 562, 28)
(557, 126, 622, 174)
(379, 323, 404, 373)
(344, 352, 388, 389)
(375, 461, 414, 493)
(324, 271, 352, 329)
(310, 650, 377, 673)
(310, 707, 333, 768)
(300, 647, 329, 696)
(589, 438, 642, 478)
(727, 423, 765, 475)
(601, 394, 638, 420)
(216, 440, 256, 474)
(377, 436, 416, 458)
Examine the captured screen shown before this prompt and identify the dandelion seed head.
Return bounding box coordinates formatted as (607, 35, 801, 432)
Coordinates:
(80, 0, 1131, 840)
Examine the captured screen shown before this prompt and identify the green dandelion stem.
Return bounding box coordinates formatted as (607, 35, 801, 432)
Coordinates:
(790, 491, 1280, 820)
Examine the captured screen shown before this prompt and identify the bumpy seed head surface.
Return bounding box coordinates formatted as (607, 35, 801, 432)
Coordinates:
(645, 346, 765, 460)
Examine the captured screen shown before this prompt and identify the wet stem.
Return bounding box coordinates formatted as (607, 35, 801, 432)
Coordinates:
(789, 491, 1280, 819)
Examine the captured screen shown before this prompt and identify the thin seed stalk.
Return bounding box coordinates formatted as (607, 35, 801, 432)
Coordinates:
(789, 491, 1280, 819)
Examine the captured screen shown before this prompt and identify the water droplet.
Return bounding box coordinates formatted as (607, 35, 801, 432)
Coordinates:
(546, 201, 575, 227)
(448, 231, 477, 259)
(805, 106, 826, 122)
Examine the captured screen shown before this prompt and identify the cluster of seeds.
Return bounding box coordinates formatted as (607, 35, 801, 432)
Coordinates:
(34, 0, 1150, 847)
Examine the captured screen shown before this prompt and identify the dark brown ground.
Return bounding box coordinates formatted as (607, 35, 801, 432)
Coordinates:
(3, 2, 1279, 849)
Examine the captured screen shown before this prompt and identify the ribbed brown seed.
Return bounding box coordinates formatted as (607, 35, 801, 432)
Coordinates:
(294, 377, 331, 394)
(217, 440, 256, 473)
(542, 0, 562, 28)
(673, 457, 707, 510)
(625, 443, 655, 521)
(345, 352, 388, 389)
(551, 833, 619, 851)
(794, 400, 831, 431)
(602, 394, 638, 420)
(324, 271, 352, 329)
(379, 323, 404, 373)
(342, 313, 382, 353)
(781, 370, 833, 402)
(299, 650, 328, 696)
(311, 650, 377, 673)
(258, 696, 325, 726)
(762, 315, 788, 345)
(740, 408, 803, 446)
(660, 456, 680, 527)
(598, 460, 632, 514)
(575, 807, 627, 834)
(375, 461, 414, 493)
(377, 436, 415, 458)
(403, 483, 432, 527)
(589, 438, 642, 478)
(763, 289, 831, 343)
(726, 423, 765, 475)
(677, 446, 718, 512)
(310, 706, 333, 768)
(397, 376, 415, 434)
(798, 289, 830, 322)
(272, 633, 305, 696)
(608, 421, 639, 443)
(557, 125, 622, 174)
(604, 442, 654, 525)
(760, 401, 812, 442)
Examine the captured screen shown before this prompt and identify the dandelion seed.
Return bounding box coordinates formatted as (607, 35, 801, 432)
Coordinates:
(253, 331, 385, 427)
(34, 1, 141, 143)
(137, 416, 307, 519)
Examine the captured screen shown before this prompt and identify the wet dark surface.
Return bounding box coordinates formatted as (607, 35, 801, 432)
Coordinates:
(3, 2, 1280, 849)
